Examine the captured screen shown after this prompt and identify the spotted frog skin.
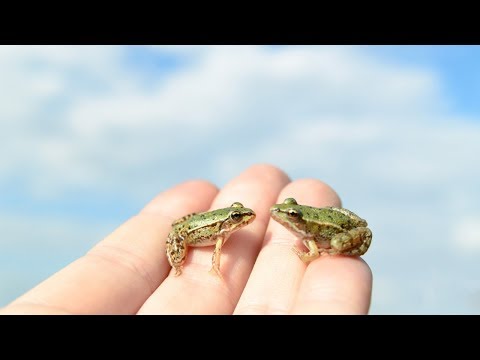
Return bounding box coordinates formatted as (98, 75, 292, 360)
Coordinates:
(166, 202, 256, 278)
(270, 198, 372, 263)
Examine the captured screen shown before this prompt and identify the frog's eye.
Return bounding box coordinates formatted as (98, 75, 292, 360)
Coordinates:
(231, 202, 244, 208)
(230, 211, 243, 222)
(284, 198, 298, 205)
(287, 209, 301, 218)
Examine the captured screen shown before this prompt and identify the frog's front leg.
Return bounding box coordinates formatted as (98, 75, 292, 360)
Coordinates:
(292, 239, 320, 263)
(166, 231, 188, 276)
(330, 227, 372, 256)
(209, 236, 226, 280)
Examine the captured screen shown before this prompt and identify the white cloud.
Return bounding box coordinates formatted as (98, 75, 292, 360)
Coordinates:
(150, 45, 212, 57)
(0, 45, 450, 198)
(452, 217, 480, 252)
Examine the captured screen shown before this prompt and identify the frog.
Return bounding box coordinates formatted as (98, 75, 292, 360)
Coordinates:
(270, 198, 372, 263)
(166, 202, 256, 278)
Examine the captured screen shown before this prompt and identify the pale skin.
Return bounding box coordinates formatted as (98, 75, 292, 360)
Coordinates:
(0, 164, 372, 315)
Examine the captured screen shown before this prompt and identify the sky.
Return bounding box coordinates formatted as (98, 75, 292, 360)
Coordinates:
(1, 45, 480, 314)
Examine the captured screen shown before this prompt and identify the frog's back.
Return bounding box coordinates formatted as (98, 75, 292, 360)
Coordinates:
(184, 211, 228, 230)
(327, 207, 367, 227)
(303, 206, 366, 239)
(174, 211, 226, 246)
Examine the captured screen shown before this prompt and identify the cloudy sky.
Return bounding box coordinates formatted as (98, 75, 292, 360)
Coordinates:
(1, 45, 480, 314)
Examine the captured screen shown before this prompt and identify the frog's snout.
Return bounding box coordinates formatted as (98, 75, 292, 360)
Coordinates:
(270, 207, 279, 213)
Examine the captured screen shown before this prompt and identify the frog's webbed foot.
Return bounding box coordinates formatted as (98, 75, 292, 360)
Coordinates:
(292, 239, 320, 263)
(330, 227, 372, 256)
(174, 266, 183, 276)
(208, 266, 224, 281)
(209, 236, 225, 280)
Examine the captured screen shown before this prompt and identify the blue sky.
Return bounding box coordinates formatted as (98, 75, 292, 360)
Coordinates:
(1, 45, 480, 314)
(367, 45, 480, 116)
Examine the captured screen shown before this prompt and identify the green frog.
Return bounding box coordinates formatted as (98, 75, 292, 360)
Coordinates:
(270, 198, 372, 263)
(166, 202, 256, 278)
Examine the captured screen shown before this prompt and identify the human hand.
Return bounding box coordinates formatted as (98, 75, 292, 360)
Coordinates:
(0, 164, 372, 314)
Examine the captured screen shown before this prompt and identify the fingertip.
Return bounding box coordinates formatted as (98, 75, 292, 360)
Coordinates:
(308, 255, 373, 290)
(169, 179, 220, 196)
(281, 178, 342, 208)
(211, 163, 291, 223)
(141, 179, 219, 216)
(294, 256, 373, 314)
(241, 163, 291, 184)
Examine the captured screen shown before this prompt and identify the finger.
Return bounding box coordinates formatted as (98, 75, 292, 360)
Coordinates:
(138, 164, 290, 314)
(234, 179, 342, 314)
(3, 181, 218, 314)
(292, 256, 372, 314)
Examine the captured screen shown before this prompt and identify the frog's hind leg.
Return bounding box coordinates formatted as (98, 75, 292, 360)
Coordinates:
(166, 232, 188, 276)
(292, 239, 320, 263)
(330, 227, 372, 256)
